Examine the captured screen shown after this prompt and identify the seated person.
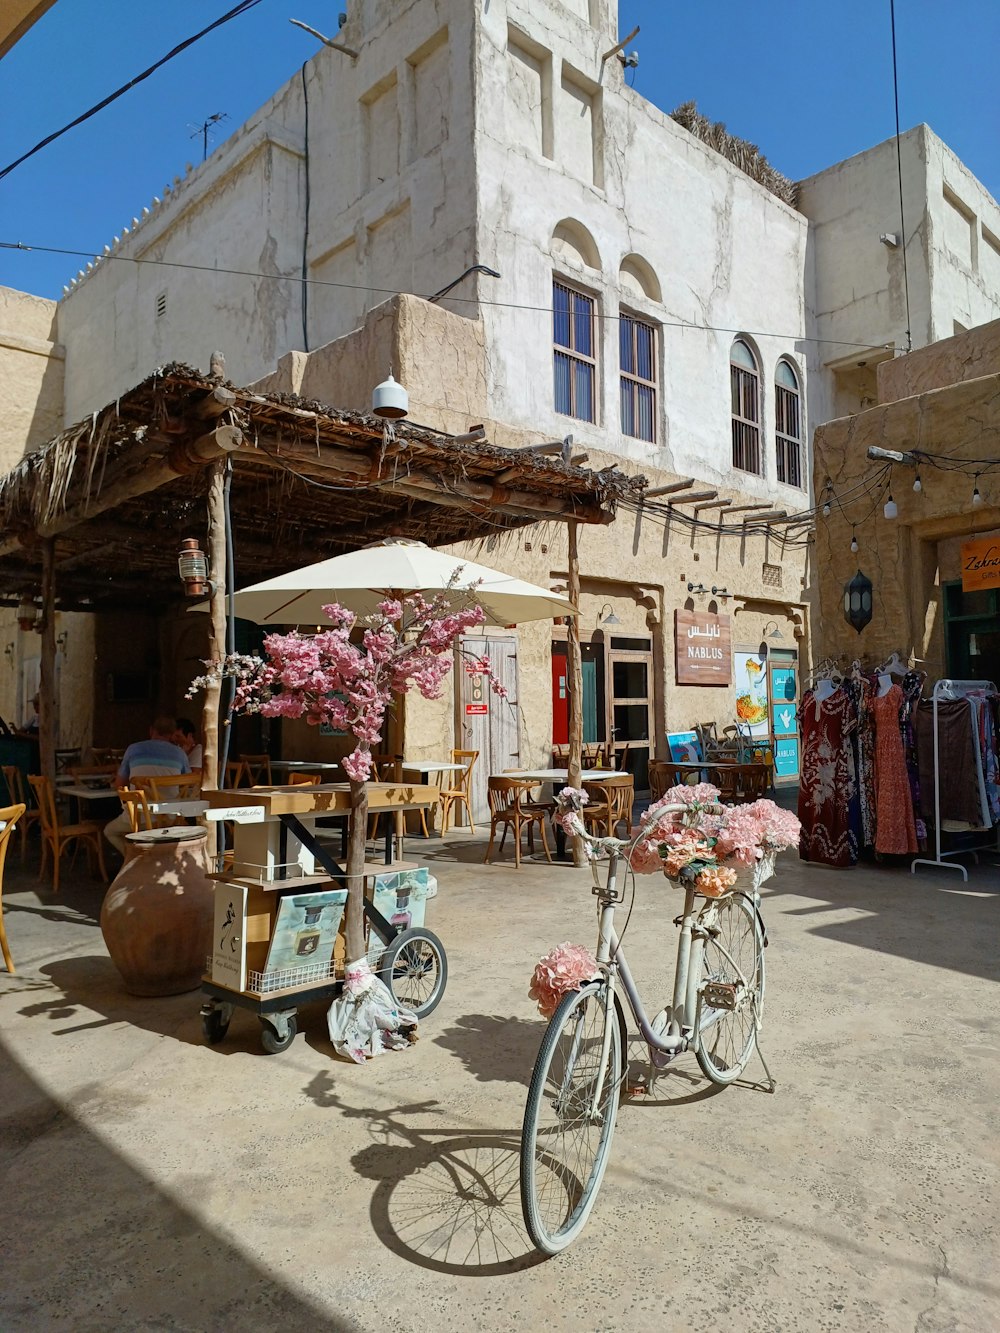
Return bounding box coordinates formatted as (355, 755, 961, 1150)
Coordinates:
(174, 717, 203, 772)
(104, 716, 190, 856)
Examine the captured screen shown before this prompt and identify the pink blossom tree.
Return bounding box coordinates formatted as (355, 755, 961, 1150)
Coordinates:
(190, 592, 505, 961)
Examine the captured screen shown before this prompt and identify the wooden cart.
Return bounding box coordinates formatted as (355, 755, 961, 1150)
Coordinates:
(197, 782, 448, 1053)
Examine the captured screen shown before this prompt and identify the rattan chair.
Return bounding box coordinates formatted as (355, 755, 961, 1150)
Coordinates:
(28, 775, 108, 894)
(1, 765, 40, 862)
(484, 777, 551, 868)
(648, 759, 670, 802)
(0, 802, 25, 972)
(438, 749, 478, 834)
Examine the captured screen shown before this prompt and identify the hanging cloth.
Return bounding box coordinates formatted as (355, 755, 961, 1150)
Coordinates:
(798, 686, 860, 867)
(871, 684, 918, 855)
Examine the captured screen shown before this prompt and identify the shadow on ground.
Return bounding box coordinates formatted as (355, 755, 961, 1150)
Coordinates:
(0, 1039, 357, 1331)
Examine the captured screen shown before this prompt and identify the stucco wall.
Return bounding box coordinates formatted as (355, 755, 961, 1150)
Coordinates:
(0, 285, 64, 470)
(878, 314, 1000, 402)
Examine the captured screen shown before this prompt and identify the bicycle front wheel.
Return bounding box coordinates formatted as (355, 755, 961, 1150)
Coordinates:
(520, 980, 623, 1255)
(696, 892, 765, 1085)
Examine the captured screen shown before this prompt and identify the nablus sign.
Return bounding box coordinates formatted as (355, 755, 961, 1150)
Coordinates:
(674, 609, 732, 685)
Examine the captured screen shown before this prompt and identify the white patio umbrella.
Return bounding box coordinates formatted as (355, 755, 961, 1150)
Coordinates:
(214, 538, 573, 626)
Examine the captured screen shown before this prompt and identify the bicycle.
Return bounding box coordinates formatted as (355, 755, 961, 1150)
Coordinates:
(519, 799, 775, 1255)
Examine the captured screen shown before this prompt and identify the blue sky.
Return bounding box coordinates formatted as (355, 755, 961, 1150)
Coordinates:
(1, 1, 997, 299)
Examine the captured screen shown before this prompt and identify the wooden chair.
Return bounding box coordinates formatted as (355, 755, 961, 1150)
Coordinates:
(368, 754, 404, 840)
(1, 766, 40, 862)
(735, 763, 770, 803)
(582, 773, 634, 839)
(116, 787, 154, 835)
(438, 750, 478, 834)
(0, 803, 25, 973)
(551, 745, 569, 768)
(288, 772, 321, 786)
(224, 759, 247, 788)
(708, 764, 741, 803)
(484, 777, 552, 868)
(648, 759, 669, 802)
(28, 775, 108, 894)
(240, 754, 272, 786)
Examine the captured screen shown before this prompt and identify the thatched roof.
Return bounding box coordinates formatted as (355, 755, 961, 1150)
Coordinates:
(0, 364, 644, 611)
(671, 102, 799, 210)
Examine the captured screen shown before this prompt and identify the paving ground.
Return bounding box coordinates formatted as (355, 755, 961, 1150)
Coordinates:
(1, 824, 999, 1332)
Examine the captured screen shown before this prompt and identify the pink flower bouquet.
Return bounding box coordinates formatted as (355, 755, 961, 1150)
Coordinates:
(529, 942, 600, 1018)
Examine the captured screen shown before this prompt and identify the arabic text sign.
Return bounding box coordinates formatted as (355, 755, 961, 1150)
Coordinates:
(961, 537, 1000, 592)
(674, 610, 732, 685)
(771, 666, 798, 736)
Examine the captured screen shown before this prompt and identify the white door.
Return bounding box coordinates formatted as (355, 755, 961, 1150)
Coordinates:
(457, 635, 520, 823)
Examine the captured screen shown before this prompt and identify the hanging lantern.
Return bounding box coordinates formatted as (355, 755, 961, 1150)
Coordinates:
(16, 596, 37, 632)
(843, 569, 874, 634)
(177, 538, 210, 597)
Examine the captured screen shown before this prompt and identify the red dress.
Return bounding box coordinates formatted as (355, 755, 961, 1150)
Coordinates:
(798, 687, 858, 867)
(871, 684, 919, 855)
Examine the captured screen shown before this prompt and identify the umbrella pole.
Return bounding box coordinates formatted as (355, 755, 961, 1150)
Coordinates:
(567, 519, 586, 867)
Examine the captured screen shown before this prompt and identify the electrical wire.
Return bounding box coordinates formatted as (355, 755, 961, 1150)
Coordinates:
(0, 1, 264, 183)
(0, 240, 890, 352)
(889, 0, 913, 352)
(299, 61, 311, 353)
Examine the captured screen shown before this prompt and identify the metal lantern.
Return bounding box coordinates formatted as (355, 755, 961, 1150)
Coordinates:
(843, 568, 873, 634)
(371, 372, 409, 419)
(178, 538, 210, 597)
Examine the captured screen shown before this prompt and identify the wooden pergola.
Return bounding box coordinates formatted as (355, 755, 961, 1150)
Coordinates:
(0, 362, 645, 800)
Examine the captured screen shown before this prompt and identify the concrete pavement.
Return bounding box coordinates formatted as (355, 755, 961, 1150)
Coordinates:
(1, 830, 998, 1331)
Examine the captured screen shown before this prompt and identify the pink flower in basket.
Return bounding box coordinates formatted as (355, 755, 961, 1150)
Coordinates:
(530, 942, 599, 1019)
(695, 865, 738, 897)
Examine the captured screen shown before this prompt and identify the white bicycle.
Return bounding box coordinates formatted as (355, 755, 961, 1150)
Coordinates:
(520, 801, 774, 1255)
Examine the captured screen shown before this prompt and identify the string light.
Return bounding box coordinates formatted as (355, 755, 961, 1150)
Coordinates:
(822, 500, 831, 518)
(972, 474, 983, 508)
(912, 471, 922, 493)
(850, 528, 858, 553)
(883, 493, 898, 520)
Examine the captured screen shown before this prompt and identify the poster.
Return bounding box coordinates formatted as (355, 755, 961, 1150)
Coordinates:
(263, 887, 348, 976)
(733, 652, 770, 739)
(770, 667, 798, 737)
(212, 883, 248, 992)
(666, 731, 702, 763)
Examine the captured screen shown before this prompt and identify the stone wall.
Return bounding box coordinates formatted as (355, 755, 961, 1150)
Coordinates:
(0, 286, 64, 472)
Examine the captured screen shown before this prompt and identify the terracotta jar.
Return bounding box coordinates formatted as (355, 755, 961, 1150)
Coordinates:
(100, 826, 215, 997)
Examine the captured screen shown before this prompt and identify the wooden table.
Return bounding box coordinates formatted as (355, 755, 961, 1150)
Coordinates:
(270, 760, 342, 775)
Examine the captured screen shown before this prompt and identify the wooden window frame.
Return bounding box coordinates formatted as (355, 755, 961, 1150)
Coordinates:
(619, 310, 657, 443)
(775, 363, 803, 488)
(731, 341, 762, 476)
(553, 279, 597, 423)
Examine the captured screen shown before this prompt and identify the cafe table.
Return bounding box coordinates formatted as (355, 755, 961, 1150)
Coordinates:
(56, 781, 121, 821)
(502, 768, 617, 860)
(270, 760, 342, 776)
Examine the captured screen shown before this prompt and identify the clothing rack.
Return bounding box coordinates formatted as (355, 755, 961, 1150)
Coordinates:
(911, 678, 999, 882)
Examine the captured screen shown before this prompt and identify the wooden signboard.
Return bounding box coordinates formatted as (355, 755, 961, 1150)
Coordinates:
(961, 536, 1000, 592)
(212, 883, 248, 991)
(674, 609, 732, 685)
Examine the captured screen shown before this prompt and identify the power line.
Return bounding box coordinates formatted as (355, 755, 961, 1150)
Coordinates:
(889, 0, 913, 353)
(0, 240, 891, 352)
(0, 1, 263, 183)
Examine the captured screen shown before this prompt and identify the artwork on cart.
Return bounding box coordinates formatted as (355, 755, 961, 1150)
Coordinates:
(212, 884, 248, 991)
(263, 888, 348, 976)
(667, 731, 703, 764)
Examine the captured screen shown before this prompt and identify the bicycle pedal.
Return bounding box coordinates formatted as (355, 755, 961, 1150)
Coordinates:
(702, 981, 739, 1010)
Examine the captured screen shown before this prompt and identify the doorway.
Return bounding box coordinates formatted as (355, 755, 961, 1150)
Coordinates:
(943, 581, 1000, 683)
(608, 641, 653, 788)
(458, 635, 520, 822)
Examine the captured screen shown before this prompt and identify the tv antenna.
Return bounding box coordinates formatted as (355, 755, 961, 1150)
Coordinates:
(189, 112, 229, 162)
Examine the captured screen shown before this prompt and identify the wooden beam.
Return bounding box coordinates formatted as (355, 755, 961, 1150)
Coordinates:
(566, 521, 585, 867)
(642, 478, 695, 497)
(741, 510, 788, 521)
(694, 499, 733, 513)
(666, 490, 718, 505)
(191, 385, 238, 419)
(38, 539, 56, 783)
(721, 502, 773, 516)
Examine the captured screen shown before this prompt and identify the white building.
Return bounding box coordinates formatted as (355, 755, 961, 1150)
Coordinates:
(3, 0, 1000, 790)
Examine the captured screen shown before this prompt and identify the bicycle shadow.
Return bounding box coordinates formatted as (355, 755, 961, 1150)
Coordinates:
(303, 1080, 544, 1274)
(431, 1012, 543, 1087)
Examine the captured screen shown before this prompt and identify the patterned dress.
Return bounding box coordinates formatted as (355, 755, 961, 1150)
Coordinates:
(871, 684, 919, 855)
(798, 687, 859, 867)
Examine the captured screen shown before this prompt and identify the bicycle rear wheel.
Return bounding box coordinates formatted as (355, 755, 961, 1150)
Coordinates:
(696, 893, 765, 1084)
(520, 980, 622, 1255)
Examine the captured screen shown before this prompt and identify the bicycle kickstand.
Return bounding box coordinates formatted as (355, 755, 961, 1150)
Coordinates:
(752, 1028, 777, 1093)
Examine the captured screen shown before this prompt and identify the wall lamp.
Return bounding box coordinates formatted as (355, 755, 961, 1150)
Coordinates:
(763, 621, 783, 639)
(598, 603, 620, 625)
(687, 582, 708, 595)
(3, 643, 13, 659)
(178, 538, 213, 597)
(56, 631, 68, 651)
(711, 585, 728, 597)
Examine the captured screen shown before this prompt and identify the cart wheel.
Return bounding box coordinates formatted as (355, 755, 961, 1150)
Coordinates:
(378, 928, 448, 1019)
(259, 1014, 297, 1054)
(200, 1003, 231, 1046)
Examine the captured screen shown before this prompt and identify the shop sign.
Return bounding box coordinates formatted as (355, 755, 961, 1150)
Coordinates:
(961, 536, 1000, 592)
(771, 667, 798, 737)
(465, 703, 488, 715)
(773, 736, 800, 780)
(674, 610, 732, 685)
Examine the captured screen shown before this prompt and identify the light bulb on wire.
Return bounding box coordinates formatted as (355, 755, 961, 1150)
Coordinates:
(912, 472, 922, 493)
(850, 529, 858, 553)
(822, 501, 831, 518)
(972, 474, 983, 508)
(884, 493, 898, 520)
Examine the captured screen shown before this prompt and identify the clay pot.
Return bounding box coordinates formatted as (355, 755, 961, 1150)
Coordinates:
(100, 827, 215, 997)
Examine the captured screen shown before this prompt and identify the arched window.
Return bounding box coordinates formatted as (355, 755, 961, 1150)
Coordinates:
(730, 339, 761, 475)
(774, 360, 803, 487)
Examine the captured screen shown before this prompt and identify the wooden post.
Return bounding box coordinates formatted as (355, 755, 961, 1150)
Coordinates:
(567, 519, 585, 866)
(38, 538, 56, 782)
(345, 776, 369, 963)
(201, 460, 227, 791)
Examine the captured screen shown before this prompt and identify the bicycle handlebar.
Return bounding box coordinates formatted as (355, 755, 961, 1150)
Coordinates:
(556, 795, 729, 861)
